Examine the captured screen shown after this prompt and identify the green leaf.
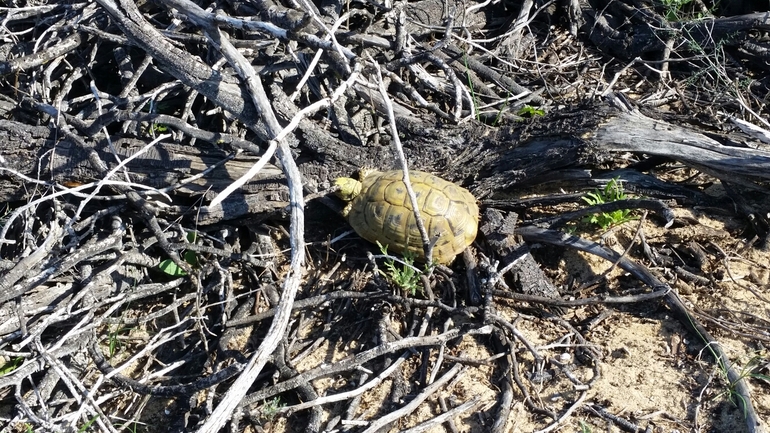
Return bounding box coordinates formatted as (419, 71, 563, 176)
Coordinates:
(159, 259, 187, 276)
(0, 357, 23, 375)
(517, 105, 545, 117)
(580, 177, 636, 229)
(78, 414, 101, 432)
(183, 250, 198, 267)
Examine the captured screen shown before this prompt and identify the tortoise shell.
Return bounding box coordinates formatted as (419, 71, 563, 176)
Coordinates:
(338, 170, 479, 264)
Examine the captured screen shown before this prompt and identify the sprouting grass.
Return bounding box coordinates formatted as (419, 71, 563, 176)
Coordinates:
(107, 323, 131, 359)
(78, 414, 100, 432)
(716, 355, 770, 417)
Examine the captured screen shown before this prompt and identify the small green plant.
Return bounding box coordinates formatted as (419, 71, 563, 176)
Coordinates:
(563, 224, 578, 235)
(15, 423, 33, 433)
(581, 177, 636, 229)
(258, 397, 284, 423)
(660, 0, 712, 21)
(516, 105, 545, 118)
(78, 414, 100, 432)
(661, 0, 692, 21)
(578, 421, 593, 433)
(0, 357, 24, 375)
(159, 231, 199, 276)
(106, 302, 136, 358)
(376, 241, 423, 296)
(107, 324, 131, 358)
(716, 355, 770, 416)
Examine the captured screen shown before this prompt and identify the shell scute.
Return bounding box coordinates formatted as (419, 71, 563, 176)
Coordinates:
(384, 181, 408, 207)
(422, 189, 451, 217)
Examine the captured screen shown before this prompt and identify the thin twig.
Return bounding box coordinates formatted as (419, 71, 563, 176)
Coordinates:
(361, 363, 465, 433)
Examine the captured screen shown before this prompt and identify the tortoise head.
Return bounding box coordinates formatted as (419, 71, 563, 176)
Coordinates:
(334, 177, 362, 202)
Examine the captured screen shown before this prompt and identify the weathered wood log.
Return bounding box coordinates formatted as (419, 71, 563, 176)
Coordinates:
(587, 7, 770, 63)
(3, 99, 768, 226)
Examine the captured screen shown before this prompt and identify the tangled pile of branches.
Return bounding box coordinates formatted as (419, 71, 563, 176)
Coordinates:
(1, 0, 769, 432)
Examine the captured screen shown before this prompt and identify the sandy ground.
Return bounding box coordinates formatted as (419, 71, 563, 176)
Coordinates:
(232, 206, 769, 432)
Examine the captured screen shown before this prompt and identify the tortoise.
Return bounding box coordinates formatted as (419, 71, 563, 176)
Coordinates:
(335, 169, 479, 264)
